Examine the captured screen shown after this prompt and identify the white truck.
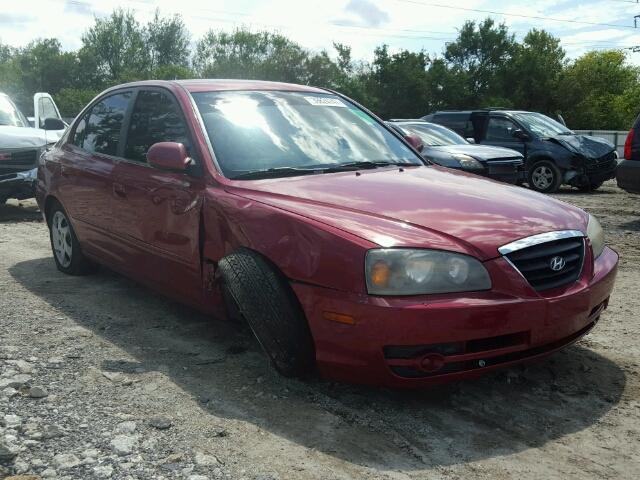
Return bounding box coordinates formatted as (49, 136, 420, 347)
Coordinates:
(0, 92, 67, 204)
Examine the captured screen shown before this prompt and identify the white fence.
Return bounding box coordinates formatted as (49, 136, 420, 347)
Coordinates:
(575, 130, 627, 157)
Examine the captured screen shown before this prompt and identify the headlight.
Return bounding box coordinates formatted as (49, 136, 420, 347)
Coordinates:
(587, 214, 605, 259)
(365, 249, 491, 296)
(451, 154, 484, 170)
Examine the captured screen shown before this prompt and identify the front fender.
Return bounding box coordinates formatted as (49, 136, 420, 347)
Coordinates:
(201, 187, 375, 294)
(526, 142, 574, 170)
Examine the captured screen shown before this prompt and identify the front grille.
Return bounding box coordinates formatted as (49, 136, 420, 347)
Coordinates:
(0, 149, 39, 174)
(505, 237, 585, 291)
(487, 163, 519, 174)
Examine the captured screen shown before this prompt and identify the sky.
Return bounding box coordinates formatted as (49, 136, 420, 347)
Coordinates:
(1, 0, 639, 63)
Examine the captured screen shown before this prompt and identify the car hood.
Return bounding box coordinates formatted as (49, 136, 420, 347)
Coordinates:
(226, 166, 588, 260)
(549, 134, 614, 159)
(429, 144, 523, 162)
(0, 125, 62, 149)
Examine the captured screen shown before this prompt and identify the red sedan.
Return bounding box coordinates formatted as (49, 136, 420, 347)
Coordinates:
(36, 80, 618, 387)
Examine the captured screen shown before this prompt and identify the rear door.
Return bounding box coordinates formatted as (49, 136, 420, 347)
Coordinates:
(57, 90, 133, 264)
(112, 88, 205, 304)
(431, 113, 474, 140)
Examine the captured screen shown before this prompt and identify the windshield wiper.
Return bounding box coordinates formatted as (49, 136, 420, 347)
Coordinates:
(230, 166, 322, 180)
(230, 160, 421, 179)
(327, 160, 419, 170)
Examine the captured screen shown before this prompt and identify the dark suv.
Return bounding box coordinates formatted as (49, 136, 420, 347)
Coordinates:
(423, 109, 617, 193)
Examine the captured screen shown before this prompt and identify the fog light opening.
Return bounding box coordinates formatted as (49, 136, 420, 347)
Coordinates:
(420, 353, 445, 373)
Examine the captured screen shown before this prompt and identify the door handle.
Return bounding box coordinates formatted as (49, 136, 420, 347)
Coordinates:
(113, 182, 126, 197)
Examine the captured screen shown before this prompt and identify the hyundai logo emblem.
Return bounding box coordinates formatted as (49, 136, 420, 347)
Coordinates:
(549, 256, 566, 272)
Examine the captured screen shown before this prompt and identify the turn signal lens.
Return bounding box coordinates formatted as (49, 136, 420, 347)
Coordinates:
(370, 260, 391, 286)
(323, 312, 357, 325)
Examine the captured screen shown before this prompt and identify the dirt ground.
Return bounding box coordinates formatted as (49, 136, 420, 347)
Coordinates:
(0, 180, 639, 480)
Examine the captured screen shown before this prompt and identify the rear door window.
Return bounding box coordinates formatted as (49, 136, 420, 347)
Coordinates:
(124, 90, 191, 163)
(82, 92, 132, 156)
(433, 113, 473, 137)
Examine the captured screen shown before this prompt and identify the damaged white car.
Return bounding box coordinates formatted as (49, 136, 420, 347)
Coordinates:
(0, 92, 66, 204)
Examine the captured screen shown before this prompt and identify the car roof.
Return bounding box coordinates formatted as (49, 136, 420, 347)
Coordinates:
(106, 79, 328, 94)
(430, 109, 530, 115)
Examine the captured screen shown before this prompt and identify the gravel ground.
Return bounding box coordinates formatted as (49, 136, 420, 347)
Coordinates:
(0, 180, 639, 480)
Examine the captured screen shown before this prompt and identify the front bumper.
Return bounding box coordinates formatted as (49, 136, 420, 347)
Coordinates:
(581, 155, 618, 185)
(292, 246, 618, 387)
(616, 159, 640, 194)
(0, 168, 37, 201)
(477, 161, 523, 184)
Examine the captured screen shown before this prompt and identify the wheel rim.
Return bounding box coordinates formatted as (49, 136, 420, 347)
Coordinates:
(51, 211, 72, 268)
(532, 165, 554, 190)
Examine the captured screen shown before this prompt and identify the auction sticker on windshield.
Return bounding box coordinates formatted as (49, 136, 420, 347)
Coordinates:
(304, 96, 347, 107)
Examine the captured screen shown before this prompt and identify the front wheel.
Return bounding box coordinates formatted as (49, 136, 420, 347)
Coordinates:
(528, 160, 562, 193)
(48, 202, 96, 275)
(218, 249, 316, 378)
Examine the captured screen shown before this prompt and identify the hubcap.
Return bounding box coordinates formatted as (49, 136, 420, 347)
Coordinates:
(51, 211, 72, 268)
(532, 166, 554, 189)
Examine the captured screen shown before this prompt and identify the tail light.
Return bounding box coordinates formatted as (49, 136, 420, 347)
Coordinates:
(624, 128, 635, 160)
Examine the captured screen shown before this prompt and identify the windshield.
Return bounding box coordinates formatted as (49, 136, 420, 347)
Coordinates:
(0, 95, 27, 127)
(512, 112, 572, 137)
(192, 91, 421, 179)
(398, 123, 467, 146)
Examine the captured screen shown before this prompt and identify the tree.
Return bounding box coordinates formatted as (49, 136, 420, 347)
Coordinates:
(193, 28, 308, 82)
(80, 9, 148, 82)
(424, 58, 469, 112)
(503, 29, 566, 113)
(366, 45, 429, 118)
(445, 18, 516, 107)
(304, 50, 340, 89)
(558, 50, 639, 129)
(146, 10, 191, 71)
(329, 43, 374, 107)
(54, 87, 99, 117)
(0, 39, 77, 115)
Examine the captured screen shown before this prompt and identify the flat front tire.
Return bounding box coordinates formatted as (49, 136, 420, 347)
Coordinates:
(48, 202, 95, 275)
(218, 249, 316, 378)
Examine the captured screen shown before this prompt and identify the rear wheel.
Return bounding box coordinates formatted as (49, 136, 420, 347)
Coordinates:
(48, 202, 96, 275)
(218, 249, 316, 378)
(528, 160, 562, 193)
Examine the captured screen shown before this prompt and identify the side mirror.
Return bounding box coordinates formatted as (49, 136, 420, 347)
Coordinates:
(465, 137, 476, 144)
(404, 134, 424, 152)
(147, 142, 191, 172)
(43, 117, 66, 131)
(512, 129, 530, 141)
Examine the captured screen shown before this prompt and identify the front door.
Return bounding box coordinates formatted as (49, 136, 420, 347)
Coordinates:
(112, 88, 204, 305)
(481, 115, 528, 156)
